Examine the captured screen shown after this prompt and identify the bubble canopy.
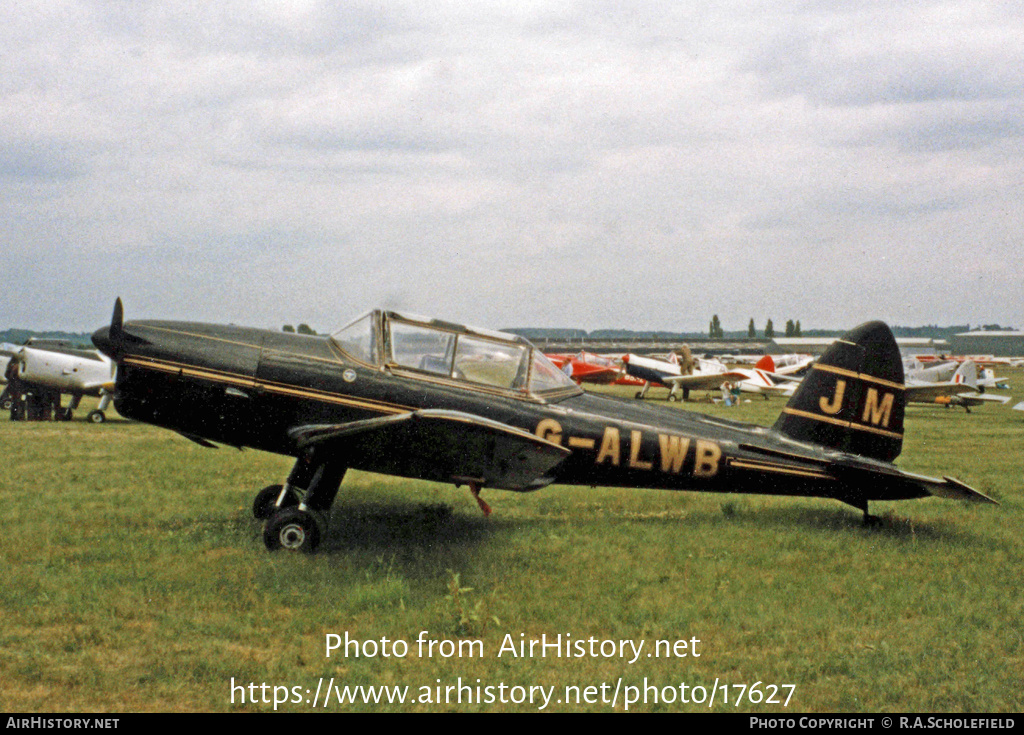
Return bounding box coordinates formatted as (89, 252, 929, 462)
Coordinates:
(331, 310, 581, 398)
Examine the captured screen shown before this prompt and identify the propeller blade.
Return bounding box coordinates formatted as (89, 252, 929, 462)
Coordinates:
(92, 298, 125, 359)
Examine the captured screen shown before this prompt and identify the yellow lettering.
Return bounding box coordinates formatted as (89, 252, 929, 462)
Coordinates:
(596, 427, 621, 466)
(819, 379, 846, 415)
(862, 388, 894, 427)
(535, 418, 562, 444)
(694, 440, 721, 478)
(629, 430, 653, 470)
(658, 434, 691, 474)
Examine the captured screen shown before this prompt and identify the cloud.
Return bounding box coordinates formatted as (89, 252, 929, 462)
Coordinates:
(2, 0, 1023, 332)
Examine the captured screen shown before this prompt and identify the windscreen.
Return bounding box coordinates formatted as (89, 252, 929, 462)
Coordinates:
(331, 313, 377, 365)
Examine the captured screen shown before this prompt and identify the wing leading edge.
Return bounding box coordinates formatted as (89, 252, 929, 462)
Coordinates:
(289, 409, 570, 492)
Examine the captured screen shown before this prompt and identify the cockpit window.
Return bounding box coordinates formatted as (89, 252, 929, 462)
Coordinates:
(389, 321, 456, 376)
(377, 312, 581, 398)
(453, 335, 528, 389)
(332, 313, 377, 365)
(529, 350, 579, 392)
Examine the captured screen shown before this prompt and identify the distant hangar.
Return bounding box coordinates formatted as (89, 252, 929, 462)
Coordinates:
(768, 337, 950, 357)
(949, 330, 1024, 357)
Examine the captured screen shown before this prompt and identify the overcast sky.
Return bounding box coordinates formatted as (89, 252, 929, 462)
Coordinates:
(3, 1, 1023, 334)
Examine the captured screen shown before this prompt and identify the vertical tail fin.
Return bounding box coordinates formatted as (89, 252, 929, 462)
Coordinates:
(953, 360, 977, 388)
(754, 354, 776, 372)
(773, 321, 905, 462)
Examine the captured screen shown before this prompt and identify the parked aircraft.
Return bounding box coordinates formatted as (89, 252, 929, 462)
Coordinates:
(2, 341, 116, 422)
(622, 352, 736, 400)
(92, 300, 994, 553)
(906, 357, 1010, 396)
(623, 353, 796, 401)
(728, 353, 814, 375)
(904, 361, 1009, 412)
(545, 351, 622, 384)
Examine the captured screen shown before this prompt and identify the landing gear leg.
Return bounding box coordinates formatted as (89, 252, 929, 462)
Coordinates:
(88, 392, 112, 424)
(263, 451, 347, 553)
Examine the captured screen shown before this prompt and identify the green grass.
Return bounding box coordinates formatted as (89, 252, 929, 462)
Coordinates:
(0, 376, 1022, 712)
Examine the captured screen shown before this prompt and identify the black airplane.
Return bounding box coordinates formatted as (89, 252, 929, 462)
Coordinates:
(92, 300, 995, 553)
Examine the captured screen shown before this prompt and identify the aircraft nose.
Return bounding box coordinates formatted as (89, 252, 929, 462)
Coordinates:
(92, 326, 113, 357)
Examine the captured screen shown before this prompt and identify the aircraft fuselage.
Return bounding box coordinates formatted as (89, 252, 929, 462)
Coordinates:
(94, 319, 931, 509)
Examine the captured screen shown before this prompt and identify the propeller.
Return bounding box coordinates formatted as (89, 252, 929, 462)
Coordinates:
(92, 297, 125, 359)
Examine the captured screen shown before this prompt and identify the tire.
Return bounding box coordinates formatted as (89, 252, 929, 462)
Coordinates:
(668, 394, 678, 402)
(87, 410, 106, 424)
(252, 484, 294, 520)
(263, 508, 323, 553)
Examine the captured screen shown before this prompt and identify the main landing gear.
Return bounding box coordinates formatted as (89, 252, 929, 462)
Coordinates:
(255, 450, 347, 553)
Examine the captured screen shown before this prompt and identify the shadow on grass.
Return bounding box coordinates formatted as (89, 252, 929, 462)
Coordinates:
(318, 501, 498, 554)
(308, 494, 994, 558)
(721, 502, 996, 547)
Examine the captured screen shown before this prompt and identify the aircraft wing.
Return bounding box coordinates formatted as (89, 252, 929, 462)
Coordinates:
(289, 409, 570, 492)
(950, 393, 1011, 407)
(661, 370, 751, 391)
(905, 382, 977, 402)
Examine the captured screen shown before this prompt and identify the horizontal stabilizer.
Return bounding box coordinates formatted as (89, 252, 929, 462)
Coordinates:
(918, 474, 998, 505)
(290, 409, 570, 491)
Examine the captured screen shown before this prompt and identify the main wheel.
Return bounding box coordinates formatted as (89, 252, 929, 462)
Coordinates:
(252, 484, 297, 520)
(263, 508, 324, 553)
(87, 410, 106, 424)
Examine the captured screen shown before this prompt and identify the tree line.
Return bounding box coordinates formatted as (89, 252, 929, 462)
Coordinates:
(710, 316, 801, 339)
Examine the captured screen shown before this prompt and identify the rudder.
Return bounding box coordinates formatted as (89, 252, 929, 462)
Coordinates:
(773, 321, 905, 462)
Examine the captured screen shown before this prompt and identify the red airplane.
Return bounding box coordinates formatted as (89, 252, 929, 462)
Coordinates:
(545, 351, 623, 385)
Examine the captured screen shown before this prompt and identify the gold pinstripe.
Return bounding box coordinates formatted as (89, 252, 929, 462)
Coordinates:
(123, 355, 412, 415)
(812, 363, 904, 391)
(780, 406, 904, 440)
(727, 458, 833, 480)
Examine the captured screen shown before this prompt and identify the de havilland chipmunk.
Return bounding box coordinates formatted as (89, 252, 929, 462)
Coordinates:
(622, 352, 799, 401)
(92, 299, 995, 553)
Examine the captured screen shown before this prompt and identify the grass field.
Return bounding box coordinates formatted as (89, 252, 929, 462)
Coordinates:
(0, 374, 1022, 712)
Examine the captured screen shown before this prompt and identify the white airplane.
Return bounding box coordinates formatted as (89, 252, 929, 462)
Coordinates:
(739, 353, 814, 375)
(905, 355, 1010, 394)
(622, 353, 797, 401)
(904, 356, 958, 383)
(904, 360, 1010, 412)
(2, 341, 116, 422)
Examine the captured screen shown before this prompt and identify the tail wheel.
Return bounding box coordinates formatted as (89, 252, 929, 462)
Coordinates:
(263, 508, 325, 553)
